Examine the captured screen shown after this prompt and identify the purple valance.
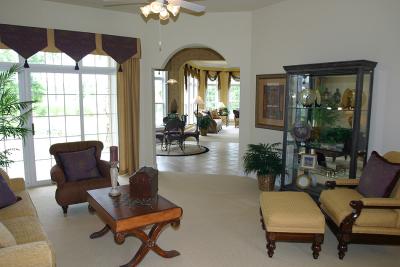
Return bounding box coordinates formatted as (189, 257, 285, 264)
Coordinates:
(0, 24, 140, 71)
(102, 34, 138, 72)
(0, 24, 47, 68)
(54, 29, 96, 70)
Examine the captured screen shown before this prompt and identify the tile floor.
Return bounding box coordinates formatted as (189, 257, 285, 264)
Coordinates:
(157, 126, 242, 176)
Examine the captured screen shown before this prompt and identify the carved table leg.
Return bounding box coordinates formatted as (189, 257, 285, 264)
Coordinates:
(90, 225, 110, 239)
(121, 221, 180, 267)
(266, 232, 276, 258)
(312, 234, 324, 259)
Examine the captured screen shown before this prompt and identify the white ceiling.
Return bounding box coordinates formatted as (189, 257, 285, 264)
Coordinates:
(44, 0, 285, 14)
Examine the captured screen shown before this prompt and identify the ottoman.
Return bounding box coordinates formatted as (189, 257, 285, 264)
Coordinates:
(259, 192, 325, 259)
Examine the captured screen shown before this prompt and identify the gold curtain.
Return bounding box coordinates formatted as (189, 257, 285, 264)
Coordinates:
(117, 58, 140, 175)
(198, 70, 206, 109)
(219, 71, 230, 106)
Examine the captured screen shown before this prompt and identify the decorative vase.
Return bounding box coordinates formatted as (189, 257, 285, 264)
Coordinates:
(299, 89, 317, 107)
(257, 174, 276, 191)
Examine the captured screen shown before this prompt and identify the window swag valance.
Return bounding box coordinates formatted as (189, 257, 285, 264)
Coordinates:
(184, 63, 240, 91)
(0, 24, 141, 71)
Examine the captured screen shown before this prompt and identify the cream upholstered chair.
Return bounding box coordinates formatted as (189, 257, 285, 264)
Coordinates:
(319, 151, 400, 259)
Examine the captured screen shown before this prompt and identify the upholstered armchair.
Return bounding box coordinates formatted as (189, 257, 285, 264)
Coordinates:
(319, 151, 400, 259)
(49, 141, 111, 215)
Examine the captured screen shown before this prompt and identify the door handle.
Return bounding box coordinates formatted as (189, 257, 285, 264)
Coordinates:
(31, 123, 35, 136)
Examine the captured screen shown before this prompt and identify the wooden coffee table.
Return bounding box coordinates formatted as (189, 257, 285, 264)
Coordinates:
(87, 185, 183, 267)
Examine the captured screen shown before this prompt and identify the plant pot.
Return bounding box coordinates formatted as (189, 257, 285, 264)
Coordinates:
(200, 128, 207, 136)
(257, 174, 276, 191)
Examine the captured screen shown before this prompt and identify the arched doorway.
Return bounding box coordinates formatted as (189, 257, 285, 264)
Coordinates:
(154, 47, 241, 175)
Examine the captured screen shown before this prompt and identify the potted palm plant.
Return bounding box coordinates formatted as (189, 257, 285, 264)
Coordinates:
(243, 143, 283, 191)
(0, 65, 32, 167)
(197, 116, 212, 136)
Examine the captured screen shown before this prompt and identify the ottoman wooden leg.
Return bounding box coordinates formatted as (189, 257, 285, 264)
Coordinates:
(266, 232, 276, 258)
(312, 234, 324, 259)
(259, 208, 266, 230)
(338, 234, 349, 260)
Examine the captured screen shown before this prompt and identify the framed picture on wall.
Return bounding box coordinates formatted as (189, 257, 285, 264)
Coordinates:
(255, 74, 286, 130)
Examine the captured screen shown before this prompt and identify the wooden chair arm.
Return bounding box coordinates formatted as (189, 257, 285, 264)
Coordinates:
(357, 198, 400, 209)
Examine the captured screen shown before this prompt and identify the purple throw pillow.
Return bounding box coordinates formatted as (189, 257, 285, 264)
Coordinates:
(0, 175, 18, 209)
(357, 151, 400, 197)
(58, 147, 101, 182)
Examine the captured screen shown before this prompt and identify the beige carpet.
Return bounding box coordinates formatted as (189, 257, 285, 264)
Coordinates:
(29, 172, 399, 267)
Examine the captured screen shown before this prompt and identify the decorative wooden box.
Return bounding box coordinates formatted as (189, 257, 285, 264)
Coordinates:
(129, 167, 158, 205)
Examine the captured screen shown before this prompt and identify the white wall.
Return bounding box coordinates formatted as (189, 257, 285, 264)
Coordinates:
(0, 0, 253, 169)
(251, 0, 400, 154)
(140, 13, 253, 168)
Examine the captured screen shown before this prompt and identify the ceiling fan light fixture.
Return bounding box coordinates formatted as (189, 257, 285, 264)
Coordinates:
(140, 5, 151, 17)
(159, 7, 170, 20)
(167, 4, 180, 16)
(150, 1, 163, 13)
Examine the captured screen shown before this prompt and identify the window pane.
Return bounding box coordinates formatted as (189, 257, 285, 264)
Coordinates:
(97, 95, 111, 114)
(48, 95, 65, 116)
(155, 79, 163, 103)
(65, 95, 80, 115)
(82, 54, 116, 67)
(205, 80, 218, 110)
(83, 74, 96, 95)
(97, 115, 111, 134)
(34, 138, 51, 160)
(49, 117, 66, 137)
(83, 95, 97, 114)
(35, 159, 52, 181)
(65, 116, 81, 136)
(96, 75, 111, 94)
(84, 115, 97, 134)
(28, 52, 75, 66)
(0, 49, 19, 62)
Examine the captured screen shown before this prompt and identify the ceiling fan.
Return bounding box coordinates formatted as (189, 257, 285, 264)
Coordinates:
(102, 0, 206, 20)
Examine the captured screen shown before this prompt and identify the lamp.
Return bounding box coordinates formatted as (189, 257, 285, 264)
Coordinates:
(141, 1, 181, 20)
(159, 7, 170, 20)
(166, 78, 178, 84)
(140, 5, 151, 17)
(167, 4, 180, 16)
(218, 102, 226, 108)
(193, 96, 204, 132)
(150, 1, 163, 13)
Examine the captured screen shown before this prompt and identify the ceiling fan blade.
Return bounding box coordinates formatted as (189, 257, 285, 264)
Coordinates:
(104, 3, 144, 7)
(168, 0, 205, 13)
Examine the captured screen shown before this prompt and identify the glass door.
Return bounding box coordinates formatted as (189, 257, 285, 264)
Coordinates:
(0, 49, 118, 187)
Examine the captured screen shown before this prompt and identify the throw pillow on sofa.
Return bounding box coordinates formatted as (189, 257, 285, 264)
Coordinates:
(357, 151, 400, 197)
(0, 222, 16, 248)
(0, 175, 18, 209)
(58, 147, 101, 182)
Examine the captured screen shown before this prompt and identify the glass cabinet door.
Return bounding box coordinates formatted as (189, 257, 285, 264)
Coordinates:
(282, 61, 376, 191)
